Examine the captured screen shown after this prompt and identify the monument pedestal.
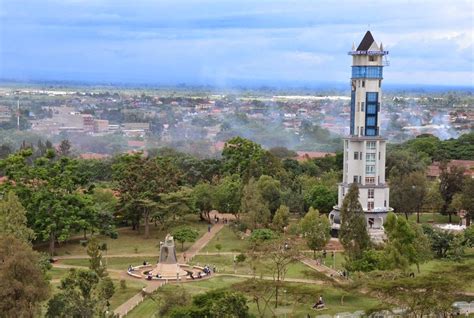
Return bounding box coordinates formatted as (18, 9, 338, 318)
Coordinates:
(149, 263, 188, 279)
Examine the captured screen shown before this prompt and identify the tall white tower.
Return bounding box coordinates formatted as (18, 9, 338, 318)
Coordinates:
(329, 31, 392, 237)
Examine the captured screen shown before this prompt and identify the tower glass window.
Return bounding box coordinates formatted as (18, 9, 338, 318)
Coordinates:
(366, 165, 375, 174)
(368, 188, 374, 198)
(352, 66, 383, 79)
(367, 201, 374, 210)
(365, 177, 375, 184)
(366, 153, 376, 162)
(367, 141, 376, 149)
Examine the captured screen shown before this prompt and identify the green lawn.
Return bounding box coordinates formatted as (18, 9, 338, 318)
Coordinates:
(407, 212, 460, 224)
(190, 254, 326, 280)
(38, 216, 208, 257)
(126, 276, 380, 317)
(60, 256, 156, 270)
(200, 226, 249, 253)
(109, 280, 146, 310)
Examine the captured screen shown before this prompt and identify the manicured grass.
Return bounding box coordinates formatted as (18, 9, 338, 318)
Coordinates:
(126, 276, 380, 317)
(60, 256, 156, 270)
(48, 267, 71, 281)
(39, 216, 208, 257)
(109, 280, 146, 310)
(124, 298, 156, 318)
(407, 212, 460, 224)
(200, 226, 249, 253)
(190, 254, 324, 280)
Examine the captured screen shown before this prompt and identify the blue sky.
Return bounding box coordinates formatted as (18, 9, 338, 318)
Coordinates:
(0, 0, 473, 87)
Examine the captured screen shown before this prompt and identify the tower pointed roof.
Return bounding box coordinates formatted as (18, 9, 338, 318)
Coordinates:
(356, 31, 375, 51)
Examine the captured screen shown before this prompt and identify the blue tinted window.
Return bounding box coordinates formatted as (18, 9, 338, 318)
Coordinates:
(352, 66, 383, 78)
(366, 116, 376, 126)
(367, 104, 377, 114)
(366, 128, 376, 136)
(367, 92, 378, 102)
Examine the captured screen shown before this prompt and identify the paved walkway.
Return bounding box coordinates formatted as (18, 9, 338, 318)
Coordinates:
(299, 256, 348, 283)
(177, 223, 224, 263)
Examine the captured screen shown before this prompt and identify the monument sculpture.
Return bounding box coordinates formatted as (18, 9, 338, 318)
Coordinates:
(149, 234, 188, 279)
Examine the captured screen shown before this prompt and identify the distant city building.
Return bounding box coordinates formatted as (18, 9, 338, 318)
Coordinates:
(0, 106, 11, 122)
(329, 31, 392, 240)
(94, 119, 109, 133)
(427, 160, 474, 180)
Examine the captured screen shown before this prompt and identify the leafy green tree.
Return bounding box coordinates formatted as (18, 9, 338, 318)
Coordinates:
(222, 137, 266, 176)
(157, 187, 196, 224)
(0, 151, 97, 255)
(422, 182, 444, 215)
(304, 183, 337, 214)
(214, 174, 242, 218)
(366, 267, 466, 316)
(113, 154, 179, 238)
(46, 269, 112, 318)
(256, 175, 281, 215)
(459, 178, 474, 225)
(249, 228, 277, 244)
(155, 285, 191, 317)
(0, 235, 50, 317)
(241, 178, 271, 229)
(0, 191, 35, 243)
(439, 162, 465, 222)
(385, 149, 429, 179)
(193, 182, 215, 222)
(300, 207, 331, 257)
(172, 227, 199, 251)
(272, 205, 290, 232)
(57, 139, 72, 157)
(169, 290, 250, 318)
(384, 212, 432, 272)
(263, 239, 300, 308)
(339, 183, 370, 260)
(389, 170, 427, 221)
(87, 237, 107, 278)
(422, 224, 466, 259)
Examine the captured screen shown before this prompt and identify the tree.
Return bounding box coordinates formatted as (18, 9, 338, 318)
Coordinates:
(0, 191, 35, 243)
(46, 269, 113, 318)
(169, 289, 250, 318)
(57, 139, 72, 157)
(389, 170, 427, 221)
(263, 239, 300, 308)
(272, 205, 290, 232)
(113, 154, 179, 238)
(256, 175, 281, 215)
(172, 227, 199, 251)
(0, 151, 98, 256)
(384, 212, 432, 272)
(154, 285, 191, 317)
(222, 137, 266, 176)
(439, 162, 465, 222)
(422, 182, 444, 216)
(366, 267, 467, 316)
(241, 178, 271, 229)
(193, 182, 215, 222)
(87, 237, 107, 278)
(214, 174, 242, 218)
(0, 235, 50, 317)
(459, 178, 474, 225)
(339, 183, 370, 260)
(304, 183, 337, 214)
(300, 207, 331, 258)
